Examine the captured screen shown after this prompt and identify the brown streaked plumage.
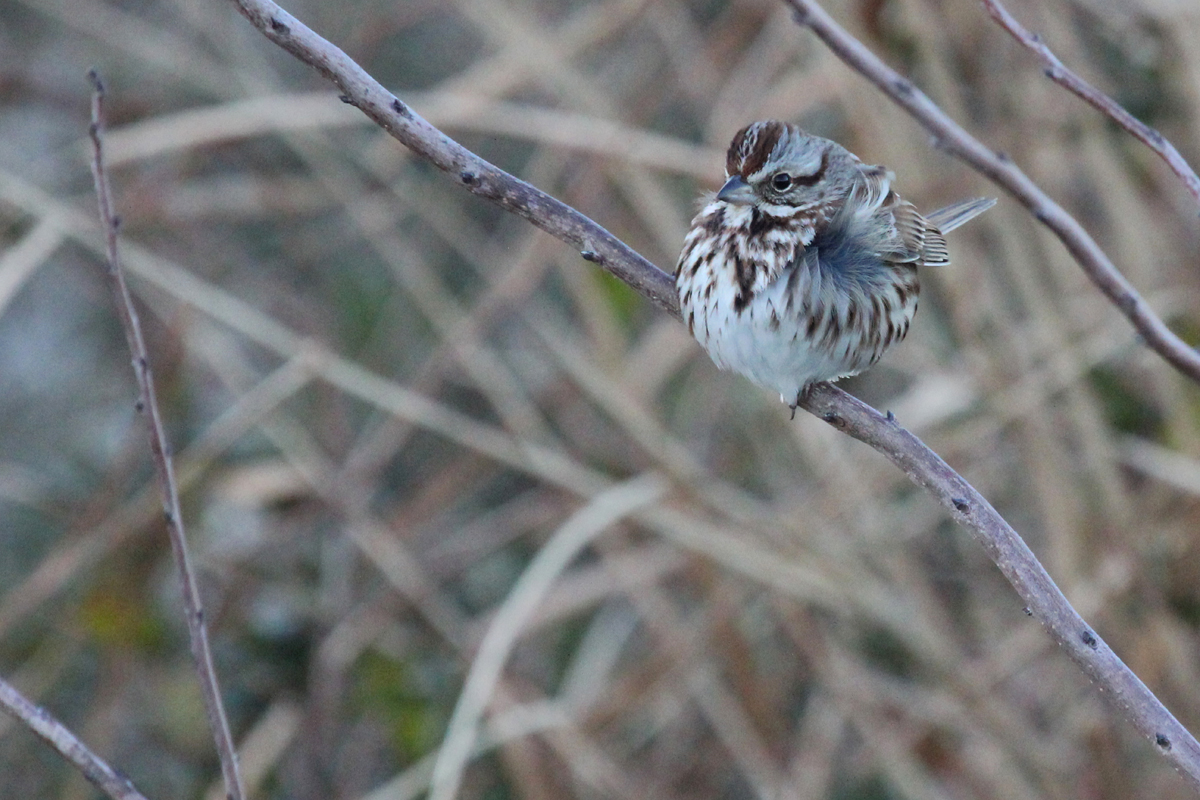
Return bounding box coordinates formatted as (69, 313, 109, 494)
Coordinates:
(676, 120, 994, 411)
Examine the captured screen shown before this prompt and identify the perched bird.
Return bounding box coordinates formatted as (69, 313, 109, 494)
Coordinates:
(676, 120, 994, 412)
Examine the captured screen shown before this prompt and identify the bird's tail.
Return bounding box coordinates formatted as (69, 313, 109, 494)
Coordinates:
(925, 197, 996, 234)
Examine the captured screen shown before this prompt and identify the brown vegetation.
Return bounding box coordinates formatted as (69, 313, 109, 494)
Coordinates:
(2, 0, 1200, 798)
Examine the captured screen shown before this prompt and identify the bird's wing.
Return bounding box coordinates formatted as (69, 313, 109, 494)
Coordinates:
(839, 163, 930, 265)
(887, 198, 934, 264)
(919, 196, 996, 267)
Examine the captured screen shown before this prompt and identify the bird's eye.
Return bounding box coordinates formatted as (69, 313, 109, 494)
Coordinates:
(771, 173, 793, 191)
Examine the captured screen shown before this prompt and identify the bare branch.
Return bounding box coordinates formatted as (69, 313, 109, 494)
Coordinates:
(218, 0, 1200, 789)
(221, 3, 677, 318)
(797, 383, 1200, 789)
(86, 70, 246, 800)
(783, 0, 1200, 387)
(0, 673, 150, 800)
(982, 0, 1200, 209)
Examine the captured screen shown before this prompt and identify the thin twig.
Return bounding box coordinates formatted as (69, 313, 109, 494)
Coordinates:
(0, 673, 150, 800)
(217, 0, 1200, 789)
(782, 0, 1200, 387)
(86, 70, 246, 800)
(981, 0, 1200, 209)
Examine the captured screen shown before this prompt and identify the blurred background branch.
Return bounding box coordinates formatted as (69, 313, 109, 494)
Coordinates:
(2, 0, 1200, 798)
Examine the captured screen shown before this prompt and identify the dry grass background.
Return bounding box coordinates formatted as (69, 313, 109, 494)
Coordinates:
(2, 0, 1200, 797)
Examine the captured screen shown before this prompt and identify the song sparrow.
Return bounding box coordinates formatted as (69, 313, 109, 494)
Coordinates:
(677, 120, 994, 412)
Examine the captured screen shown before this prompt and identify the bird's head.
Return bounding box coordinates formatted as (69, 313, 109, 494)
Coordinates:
(718, 120, 857, 216)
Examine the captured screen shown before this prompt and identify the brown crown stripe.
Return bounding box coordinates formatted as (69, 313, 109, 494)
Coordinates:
(727, 120, 788, 177)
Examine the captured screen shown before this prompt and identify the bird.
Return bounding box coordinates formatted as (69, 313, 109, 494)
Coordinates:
(676, 120, 994, 414)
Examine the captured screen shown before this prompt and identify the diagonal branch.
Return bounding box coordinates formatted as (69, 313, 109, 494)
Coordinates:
(982, 0, 1200, 209)
(0, 673, 150, 800)
(87, 71, 246, 800)
(219, 0, 1200, 790)
(797, 384, 1200, 788)
(218, 2, 677, 318)
(782, 0, 1200, 387)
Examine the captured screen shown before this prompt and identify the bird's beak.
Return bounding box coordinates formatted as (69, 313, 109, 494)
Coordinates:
(716, 174, 756, 205)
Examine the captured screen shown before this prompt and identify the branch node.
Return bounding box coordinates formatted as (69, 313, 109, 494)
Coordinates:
(885, 409, 896, 423)
(1157, 733, 1173, 750)
(459, 169, 478, 185)
(269, 16, 290, 35)
(1081, 629, 1098, 648)
(952, 497, 970, 513)
(580, 249, 601, 263)
(1023, 606, 1033, 616)
(391, 98, 412, 118)
(338, 94, 354, 104)
(821, 411, 844, 428)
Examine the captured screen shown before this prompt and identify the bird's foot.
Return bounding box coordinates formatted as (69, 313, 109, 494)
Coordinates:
(787, 384, 817, 420)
